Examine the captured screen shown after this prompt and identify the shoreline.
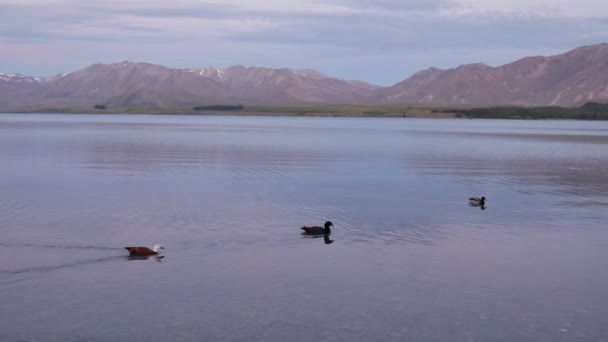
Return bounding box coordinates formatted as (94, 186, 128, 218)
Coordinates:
(1, 105, 456, 119)
(2, 103, 608, 120)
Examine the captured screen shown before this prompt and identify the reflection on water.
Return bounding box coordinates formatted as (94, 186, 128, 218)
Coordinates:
(0, 242, 125, 251)
(1, 114, 607, 341)
(128, 255, 165, 262)
(0, 256, 124, 278)
(301, 233, 335, 245)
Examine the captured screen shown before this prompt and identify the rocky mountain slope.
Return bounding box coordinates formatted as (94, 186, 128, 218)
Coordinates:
(1, 43, 608, 110)
(380, 43, 608, 106)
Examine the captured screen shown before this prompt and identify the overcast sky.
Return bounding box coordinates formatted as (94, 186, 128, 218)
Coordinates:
(1, 0, 608, 85)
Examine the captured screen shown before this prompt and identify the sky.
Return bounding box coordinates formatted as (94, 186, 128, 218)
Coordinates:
(1, 0, 608, 85)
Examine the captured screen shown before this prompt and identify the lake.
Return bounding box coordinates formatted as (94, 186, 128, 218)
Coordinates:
(1, 113, 607, 342)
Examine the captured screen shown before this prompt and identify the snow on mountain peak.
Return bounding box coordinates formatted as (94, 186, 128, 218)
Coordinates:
(0, 72, 40, 83)
(119, 60, 134, 68)
(199, 66, 225, 80)
(294, 69, 327, 79)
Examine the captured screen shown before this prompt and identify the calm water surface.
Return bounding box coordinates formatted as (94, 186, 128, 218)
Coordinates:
(1, 114, 607, 341)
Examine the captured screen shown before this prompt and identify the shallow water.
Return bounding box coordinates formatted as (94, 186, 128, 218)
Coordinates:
(1, 114, 607, 342)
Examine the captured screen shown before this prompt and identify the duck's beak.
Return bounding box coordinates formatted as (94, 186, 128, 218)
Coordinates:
(161, 246, 165, 249)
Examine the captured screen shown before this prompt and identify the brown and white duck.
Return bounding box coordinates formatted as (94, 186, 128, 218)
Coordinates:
(469, 196, 487, 208)
(301, 221, 333, 235)
(125, 244, 164, 257)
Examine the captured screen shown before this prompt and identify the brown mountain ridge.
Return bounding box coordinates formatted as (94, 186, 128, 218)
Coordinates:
(1, 43, 608, 110)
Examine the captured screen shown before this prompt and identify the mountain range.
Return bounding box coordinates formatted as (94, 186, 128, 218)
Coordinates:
(2, 43, 608, 110)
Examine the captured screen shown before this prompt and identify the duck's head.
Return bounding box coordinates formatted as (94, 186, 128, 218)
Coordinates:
(152, 244, 165, 253)
(481, 196, 486, 201)
(324, 221, 334, 228)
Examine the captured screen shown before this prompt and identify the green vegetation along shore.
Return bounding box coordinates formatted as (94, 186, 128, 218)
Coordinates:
(20, 104, 453, 118)
(6, 102, 608, 120)
(434, 102, 608, 120)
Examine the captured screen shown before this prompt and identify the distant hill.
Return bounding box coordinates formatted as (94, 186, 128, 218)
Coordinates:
(379, 43, 608, 106)
(2, 43, 608, 111)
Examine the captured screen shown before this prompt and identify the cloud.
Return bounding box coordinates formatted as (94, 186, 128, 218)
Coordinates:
(1, 0, 608, 84)
(452, 0, 608, 18)
(337, 0, 453, 12)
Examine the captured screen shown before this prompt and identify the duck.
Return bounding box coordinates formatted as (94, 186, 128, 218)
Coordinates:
(469, 196, 486, 207)
(301, 221, 333, 235)
(125, 244, 164, 257)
